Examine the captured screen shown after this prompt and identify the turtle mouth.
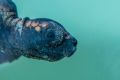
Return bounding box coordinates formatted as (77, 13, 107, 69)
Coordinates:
(26, 50, 64, 62)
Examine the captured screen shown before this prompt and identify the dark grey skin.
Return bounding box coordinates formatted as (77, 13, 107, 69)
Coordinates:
(0, 0, 77, 63)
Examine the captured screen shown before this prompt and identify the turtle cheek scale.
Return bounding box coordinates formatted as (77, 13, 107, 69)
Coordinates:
(36, 37, 77, 62)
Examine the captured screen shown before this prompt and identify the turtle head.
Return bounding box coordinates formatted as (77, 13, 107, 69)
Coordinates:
(24, 18, 77, 62)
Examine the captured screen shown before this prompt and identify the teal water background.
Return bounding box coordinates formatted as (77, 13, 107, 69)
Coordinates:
(0, 0, 120, 80)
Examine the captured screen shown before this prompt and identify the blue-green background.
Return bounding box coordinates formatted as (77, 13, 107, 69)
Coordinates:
(0, 0, 120, 80)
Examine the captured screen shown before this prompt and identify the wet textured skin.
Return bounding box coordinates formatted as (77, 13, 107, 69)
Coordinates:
(0, 0, 77, 63)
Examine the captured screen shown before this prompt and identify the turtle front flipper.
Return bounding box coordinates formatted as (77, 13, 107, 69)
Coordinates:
(0, 0, 20, 27)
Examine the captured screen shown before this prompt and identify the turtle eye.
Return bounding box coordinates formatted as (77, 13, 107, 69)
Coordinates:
(46, 30, 55, 41)
(45, 28, 64, 47)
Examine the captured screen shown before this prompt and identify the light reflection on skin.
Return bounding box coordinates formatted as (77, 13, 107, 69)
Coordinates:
(24, 20, 48, 32)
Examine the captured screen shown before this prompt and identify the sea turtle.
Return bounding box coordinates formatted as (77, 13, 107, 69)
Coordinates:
(0, 0, 77, 64)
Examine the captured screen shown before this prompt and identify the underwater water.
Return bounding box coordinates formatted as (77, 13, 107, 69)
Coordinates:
(0, 0, 120, 80)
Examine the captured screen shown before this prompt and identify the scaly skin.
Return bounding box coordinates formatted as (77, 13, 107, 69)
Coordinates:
(0, 0, 77, 63)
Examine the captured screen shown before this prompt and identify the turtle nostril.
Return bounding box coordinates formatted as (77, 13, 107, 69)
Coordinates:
(72, 38, 77, 46)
